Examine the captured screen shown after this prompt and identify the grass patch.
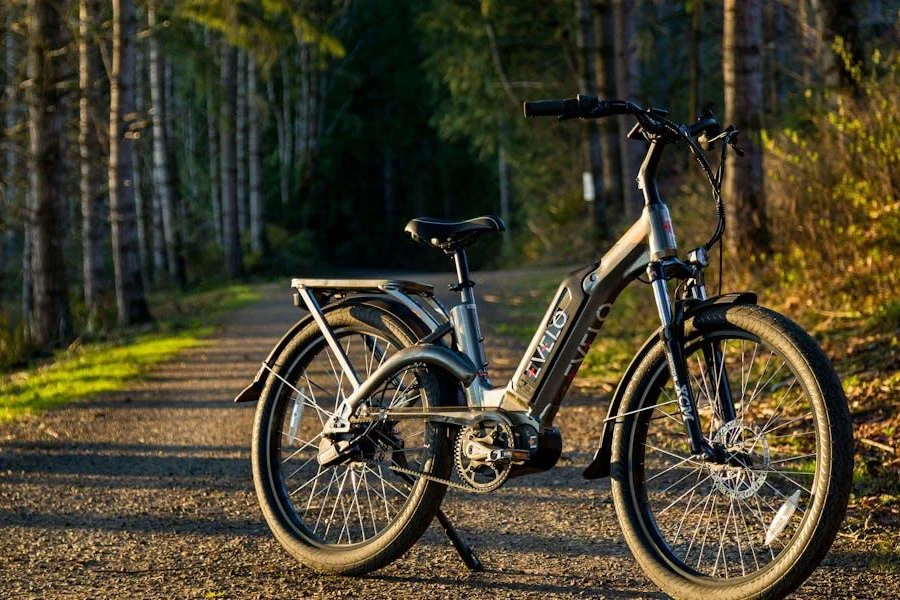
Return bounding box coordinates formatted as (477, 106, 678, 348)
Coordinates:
(0, 283, 262, 423)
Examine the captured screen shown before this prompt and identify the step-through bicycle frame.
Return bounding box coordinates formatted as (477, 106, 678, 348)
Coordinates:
(297, 135, 733, 461)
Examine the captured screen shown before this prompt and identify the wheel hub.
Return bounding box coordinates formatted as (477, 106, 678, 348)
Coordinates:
(708, 420, 769, 500)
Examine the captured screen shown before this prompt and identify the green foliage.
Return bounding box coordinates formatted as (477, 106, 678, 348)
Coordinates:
(763, 50, 900, 313)
(0, 283, 261, 420)
(0, 330, 208, 422)
(175, 0, 344, 71)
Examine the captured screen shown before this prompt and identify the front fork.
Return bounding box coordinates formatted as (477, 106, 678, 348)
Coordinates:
(648, 261, 736, 458)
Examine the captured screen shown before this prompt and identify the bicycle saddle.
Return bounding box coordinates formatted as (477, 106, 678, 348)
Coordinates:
(404, 215, 505, 252)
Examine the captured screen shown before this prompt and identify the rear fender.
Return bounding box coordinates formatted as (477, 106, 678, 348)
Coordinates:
(582, 292, 757, 479)
(234, 294, 452, 404)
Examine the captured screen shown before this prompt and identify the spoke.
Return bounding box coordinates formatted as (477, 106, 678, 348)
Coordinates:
(644, 443, 706, 469)
(281, 431, 324, 465)
(290, 463, 331, 497)
(751, 495, 779, 559)
(731, 496, 746, 577)
(735, 496, 761, 571)
(351, 468, 367, 542)
(743, 350, 775, 416)
(672, 469, 705, 545)
(658, 473, 713, 515)
(302, 465, 324, 514)
(314, 468, 339, 534)
(658, 467, 705, 498)
(646, 455, 697, 483)
(363, 468, 378, 536)
(770, 453, 816, 466)
(376, 465, 391, 519)
(697, 492, 719, 570)
(324, 468, 351, 540)
(685, 487, 714, 562)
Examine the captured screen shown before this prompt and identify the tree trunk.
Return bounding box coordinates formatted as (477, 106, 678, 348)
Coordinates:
(148, 1, 185, 287)
(813, 0, 862, 91)
(109, 0, 152, 325)
(498, 145, 511, 246)
(134, 33, 151, 288)
(220, 44, 243, 278)
(723, 0, 768, 256)
(4, 9, 19, 297)
(612, 0, 642, 219)
(594, 0, 623, 226)
(79, 0, 108, 331)
(688, 0, 702, 122)
(247, 56, 265, 254)
(204, 30, 221, 247)
(575, 0, 606, 237)
(236, 49, 248, 234)
(279, 58, 292, 206)
(27, 0, 73, 347)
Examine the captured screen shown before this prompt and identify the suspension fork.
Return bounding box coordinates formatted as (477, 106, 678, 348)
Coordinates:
(648, 262, 709, 456)
(688, 277, 738, 425)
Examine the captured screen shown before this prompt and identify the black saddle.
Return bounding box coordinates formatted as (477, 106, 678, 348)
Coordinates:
(404, 215, 506, 252)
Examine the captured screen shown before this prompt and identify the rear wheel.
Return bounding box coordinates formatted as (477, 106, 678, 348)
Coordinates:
(611, 305, 852, 599)
(251, 304, 452, 574)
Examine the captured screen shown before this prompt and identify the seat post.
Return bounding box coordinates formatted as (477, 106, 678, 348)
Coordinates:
(448, 250, 490, 397)
(452, 250, 475, 304)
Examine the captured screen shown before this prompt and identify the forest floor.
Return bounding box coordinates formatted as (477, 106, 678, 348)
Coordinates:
(0, 269, 897, 599)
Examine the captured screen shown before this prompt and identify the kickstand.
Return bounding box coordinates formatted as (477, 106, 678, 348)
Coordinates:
(436, 508, 484, 572)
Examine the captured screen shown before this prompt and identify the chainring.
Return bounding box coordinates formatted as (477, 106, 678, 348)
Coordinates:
(453, 419, 514, 493)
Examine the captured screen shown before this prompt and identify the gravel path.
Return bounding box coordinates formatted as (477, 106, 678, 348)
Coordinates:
(0, 272, 894, 599)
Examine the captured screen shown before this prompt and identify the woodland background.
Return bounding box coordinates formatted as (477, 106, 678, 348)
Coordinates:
(0, 0, 898, 382)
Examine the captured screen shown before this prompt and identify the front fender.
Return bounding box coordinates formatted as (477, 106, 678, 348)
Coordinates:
(582, 291, 757, 479)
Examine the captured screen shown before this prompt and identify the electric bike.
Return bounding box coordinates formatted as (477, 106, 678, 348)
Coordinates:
(235, 95, 852, 599)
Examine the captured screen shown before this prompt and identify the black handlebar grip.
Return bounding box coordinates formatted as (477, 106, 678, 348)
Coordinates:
(523, 98, 578, 118)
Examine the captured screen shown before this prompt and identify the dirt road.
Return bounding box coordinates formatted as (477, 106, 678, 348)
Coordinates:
(0, 272, 893, 599)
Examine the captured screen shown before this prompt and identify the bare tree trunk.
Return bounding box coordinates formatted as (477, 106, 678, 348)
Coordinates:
(798, 0, 812, 89)
(575, 0, 606, 237)
(295, 43, 309, 176)
(612, 0, 642, 219)
(812, 0, 862, 91)
(723, 0, 768, 256)
(220, 44, 243, 278)
(109, 0, 151, 325)
(247, 56, 265, 254)
(22, 217, 33, 334)
(148, 1, 184, 287)
(79, 0, 108, 331)
(204, 30, 221, 247)
(4, 9, 20, 297)
(688, 0, 702, 121)
(498, 145, 511, 246)
(594, 0, 623, 225)
(133, 35, 151, 288)
(236, 49, 248, 234)
(279, 59, 292, 206)
(27, 0, 73, 346)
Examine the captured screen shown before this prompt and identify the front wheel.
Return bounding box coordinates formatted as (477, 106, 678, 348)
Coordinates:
(611, 305, 852, 599)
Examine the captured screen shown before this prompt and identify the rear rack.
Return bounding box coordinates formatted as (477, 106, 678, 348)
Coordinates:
(290, 278, 434, 297)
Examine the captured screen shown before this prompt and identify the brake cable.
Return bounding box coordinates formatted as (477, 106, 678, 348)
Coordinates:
(634, 110, 740, 296)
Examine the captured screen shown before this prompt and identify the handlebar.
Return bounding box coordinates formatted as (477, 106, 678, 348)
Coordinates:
(523, 93, 742, 255)
(523, 96, 637, 120)
(524, 94, 721, 142)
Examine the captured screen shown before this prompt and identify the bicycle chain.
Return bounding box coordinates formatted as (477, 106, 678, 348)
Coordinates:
(387, 463, 482, 493)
